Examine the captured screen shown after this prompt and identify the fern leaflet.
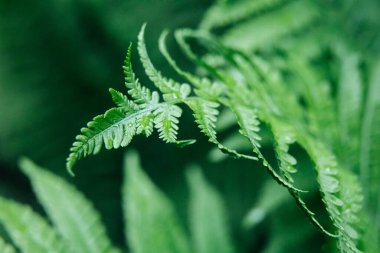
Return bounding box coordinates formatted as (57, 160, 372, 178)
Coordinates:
(21, 158, 121, 253)
(0, 197, 67, 253)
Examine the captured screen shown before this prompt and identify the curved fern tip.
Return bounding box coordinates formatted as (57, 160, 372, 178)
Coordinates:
(66, 159, 76, 177)
(67, 167, 75, 177)
(18, 156, 35, 174)
(159, 29, 170, 42)
(139, 23, 147, 36)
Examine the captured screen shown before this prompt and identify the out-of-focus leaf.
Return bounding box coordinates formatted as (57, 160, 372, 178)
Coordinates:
(122, 150, 191, 253)
(360, 59, 380, 235)
(0, 197, 67, 253)
(187, 166, 236, 253)
(0, 237, 16, 253)
(20, 158, 120, 253)
(223, 0, 319, 51)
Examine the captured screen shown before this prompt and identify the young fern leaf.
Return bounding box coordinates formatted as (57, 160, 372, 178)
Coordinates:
(174, 29, 236, 88)
(160, 30, 224, 101)
(0, 237, 16, 253)
(20, 158, 121, 253)
(67, 107, 142, 174)
(138, 24, 191, 101)
(67, 34, 197, 173)
(159, 30, 203, 89)
(109, 88, 139, 110)
(0, 197, 67, 253)
(153, 104, 182, 143)
(123, 43, 155, 105)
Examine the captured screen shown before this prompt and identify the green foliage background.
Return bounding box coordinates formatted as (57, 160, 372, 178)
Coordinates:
(0, 0, 379, 252)
(0, 0, 211, 246)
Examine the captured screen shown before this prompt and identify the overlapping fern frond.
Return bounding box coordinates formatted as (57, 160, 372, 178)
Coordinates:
(66, 0, 379, 252)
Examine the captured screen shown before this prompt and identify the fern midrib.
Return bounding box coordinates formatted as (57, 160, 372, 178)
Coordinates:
(75, 105, 159, 152)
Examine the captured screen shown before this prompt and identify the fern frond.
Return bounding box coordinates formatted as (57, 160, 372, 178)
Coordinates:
(360, 59, 380, 225)
(184, 98, 251, 160)
(338, 170, 364, 253)
(67, 107, 141, 173)
(185, 98, 219, 143)
(174, 29, 236, 89)
(287, 54, 338, 145)
(138, 24, 191, 101)
(229, 104, 305, 193)
(223, 0, 319, 51)
(67, 32, 198, 173)
(301, 138, 364, 252)
(160, 30, 225, 104)
(136, 112, 154, 137)
(0, 237, 16, 253)
(271, 120, 298, 182)
(187, 166, 236, 253)
(122, 151, 192, 253)
(123, 43, 156, 105)
(153, 104, 182, 143)
(0, 197, 67, 253)
(159, 30, 203, 88)
(200, 0, 287, 30)
(109, 88, 139, 110)
(20, 158, 120, 253)
(335, 42, 363, 169)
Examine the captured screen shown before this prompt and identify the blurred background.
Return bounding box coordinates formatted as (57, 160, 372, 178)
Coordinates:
(0, 0, 379, 252)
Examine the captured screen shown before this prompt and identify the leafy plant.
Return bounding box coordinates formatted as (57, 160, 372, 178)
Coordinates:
(66, 0, 380, 252)
(0, 152, 234, 253)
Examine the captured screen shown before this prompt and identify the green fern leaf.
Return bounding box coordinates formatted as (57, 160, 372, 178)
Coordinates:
(153, 104, 182, 143)
(122, 151, 191, 253)
(223, 0, 319, 51)
(200, 0, 287, 30)
(230, 104, 296, 190)
(360, 59, 380, 224)
(301, 138, 364, 252)
(335, 42, 363, 169)
(159, 30, 204, 89)
(185, 98, 219, 143)
(67, 106, 155, 173)
(0, 197, 67, 253)
(20, 158, 120, 253)
(138, 24, 191, 101)
(109, 88, 139, 110)
(123, 43, 156, 105)
(0, 237, 16, 253)
(136, 112, 154, 137)
(187, 166, 236, 253)
(271, 120, 298, 182)
(174, 29, 235, 89)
